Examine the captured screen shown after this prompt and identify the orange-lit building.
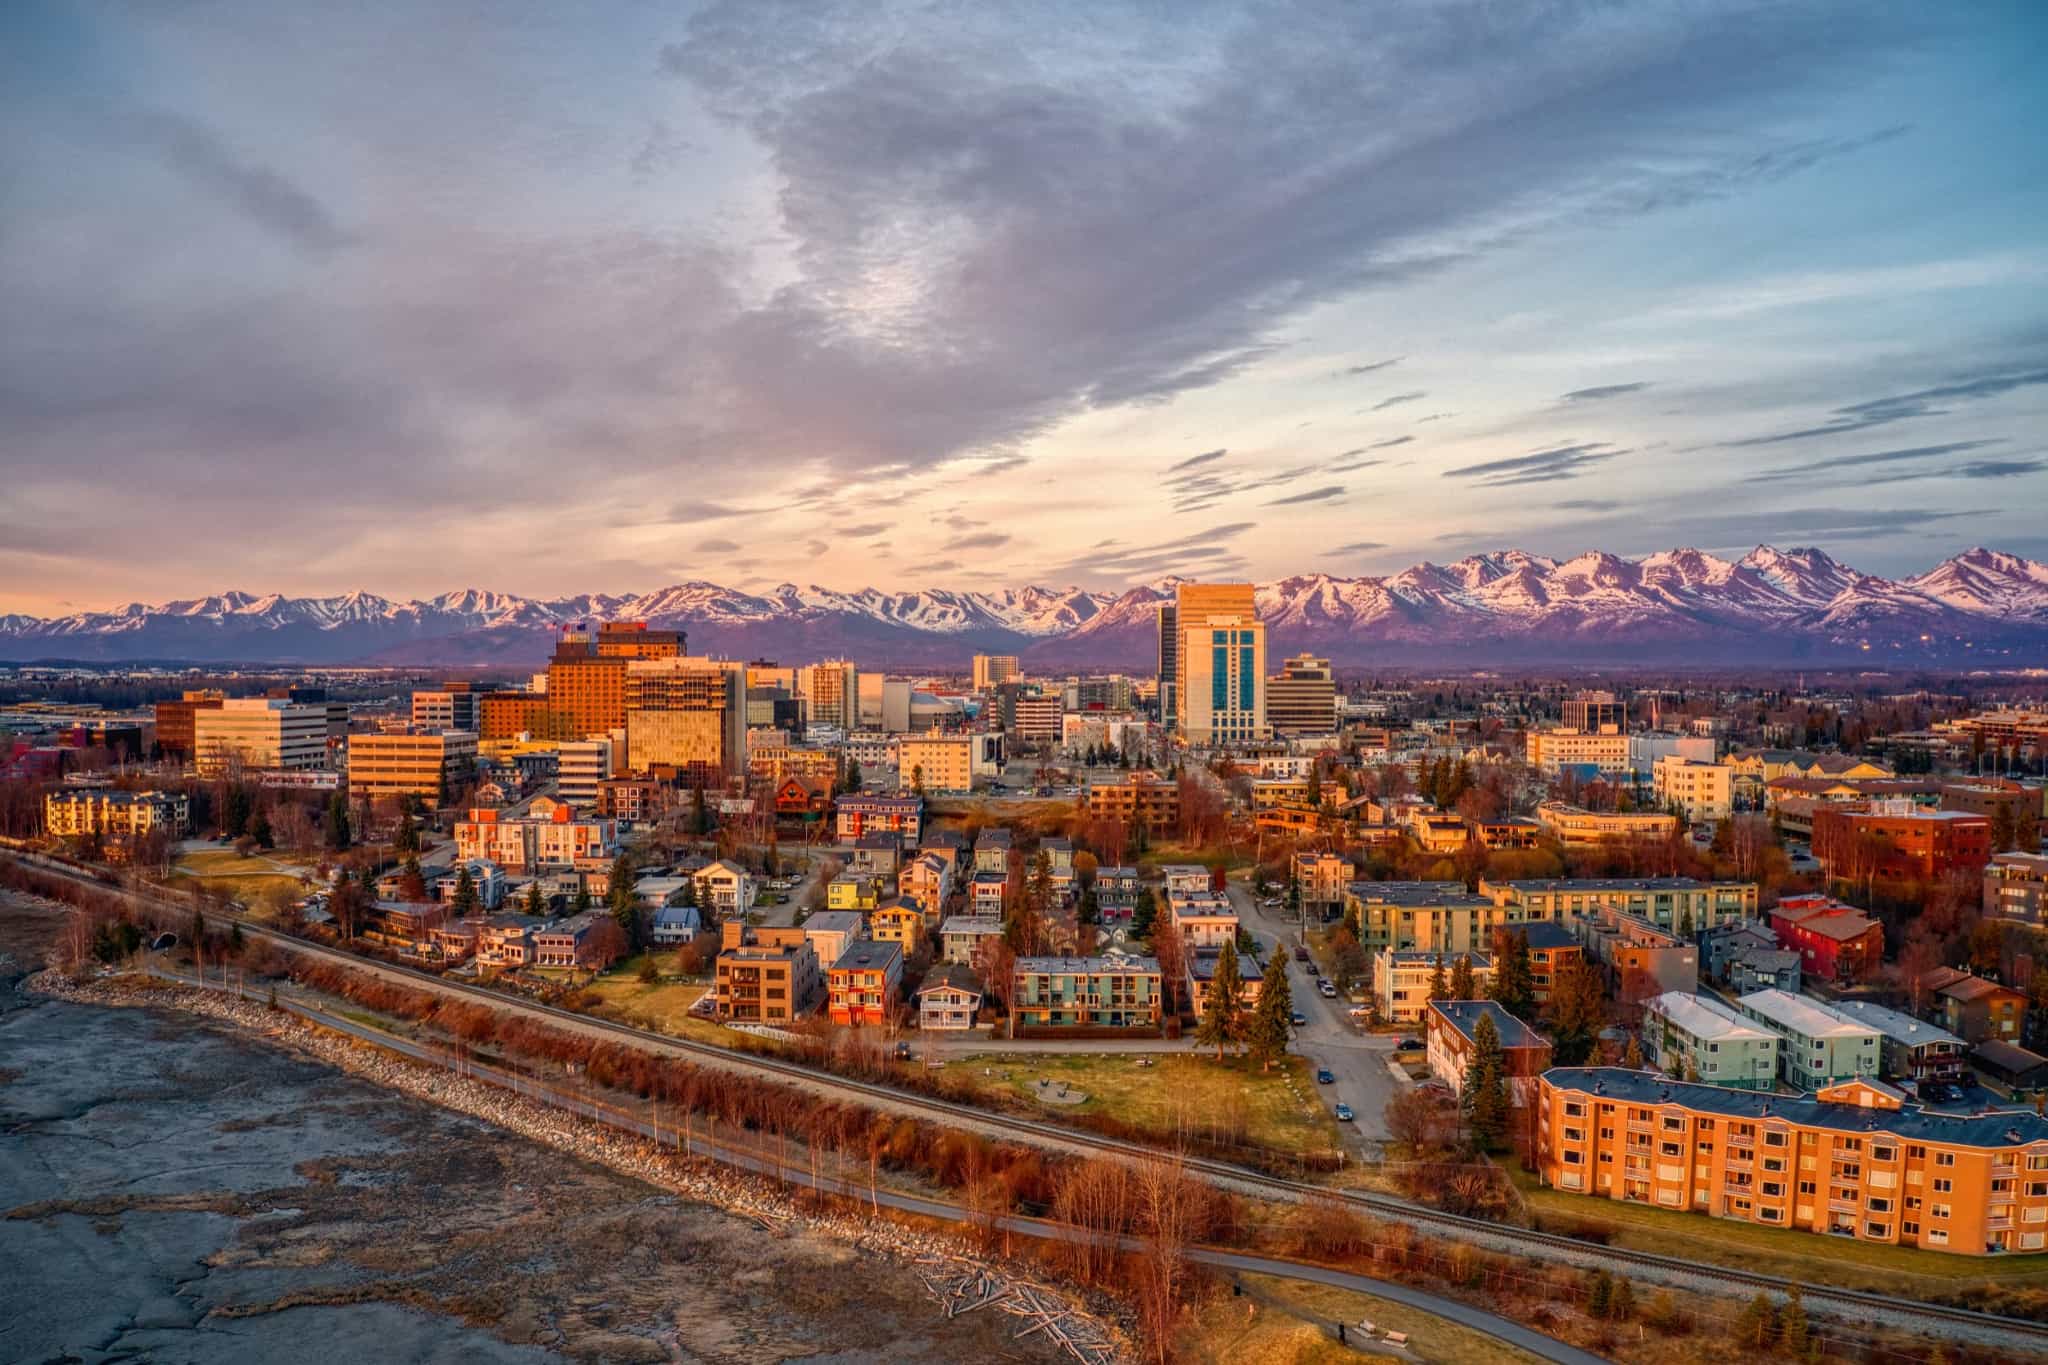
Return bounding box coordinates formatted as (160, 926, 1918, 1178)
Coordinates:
(1079, 770, 1181, 835)
(478, 692, 575, 742)
(1812, 801, 1991, 884)
(1535, 1067, 2048, 1255)
(153, 690, 224, 759)
(826, 939, 903, 1026)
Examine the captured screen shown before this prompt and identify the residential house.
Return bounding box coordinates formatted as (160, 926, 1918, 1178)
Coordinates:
(1770, 895, 1885, 986)
(827, 873, 886, 913)
(940, 915, 1003, 965)
(1011, 956, 1163, 1032)
(773, 774, 832, 819)
(692, 860, 757, 916)
(850, 833, 903, 876)
(898, 848, 956, 923)
(1186, 947, 1263, 1020)
(533, 911, 620, 971)
(1700, 920, 1782, 981)
(1093, 866, 1140, 919)
(1971, 1040, 2048, 1098)
(834, 793, 924, 843)
(969, 870, 1008, 916)
(1292, 850, 1350, 914)
(1642, 991, 1779, 1090)
(1427, 1000, 1553, 1106)
(1373, 949, 1495, 1025)
(1735, 989, 1881, 1089)
(974, 828, 1013, 875)
(433, 859, 506, 911)
(477, 914, 543, 968)
(827, 940, 904, 1027)
(1166, 887, 1239, 949)
(649, 905, 705, 946)
(1728, 947, 1802, 995)
(916, 963, 985, 1031)
(1833, 999, 1968, 1084)
(870, 897, 927, 955)
(1921, 968, 2028, 1045)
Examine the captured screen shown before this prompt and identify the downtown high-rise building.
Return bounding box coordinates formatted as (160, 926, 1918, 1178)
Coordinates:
(1168, 583, 1268, 745)
(1267, 653, 1336, 736)
(971, 653, 1020, 691)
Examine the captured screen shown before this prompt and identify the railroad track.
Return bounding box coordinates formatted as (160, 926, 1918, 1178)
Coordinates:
(9, 842, 2047, 1348)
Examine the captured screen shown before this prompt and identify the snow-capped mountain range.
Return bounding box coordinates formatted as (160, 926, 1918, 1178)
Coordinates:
(4, 547, 2046, 668)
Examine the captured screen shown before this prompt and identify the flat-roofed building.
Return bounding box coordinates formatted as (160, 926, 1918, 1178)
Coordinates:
(715, 922, 819, 1023)
(454, 802, 617, 872)
(1427, 1000, 1553, 1106)
(941, 914, 1003, 964)
(345, 730, 477, 808)
(194, 698, 328, 775)
(154, 690, 223, 759)
(1575, 907, 1699, 1004)
(1267, 654, 1336, 736)
(1011, 956, 1163, 1032)
(795, 659, 859, 731)
(1654, 756, 1734, 824)
(1643, 991, 1778, 1089)
(1833, 999, 1968, 1084)
(1985, 852, 2048, 927)
(1011, 693, 1064, 746)
(1735, 988, 1881, 1089)
(1526, 730, 1631, 776)
(1482, 877, 1757, 935)
(1167, 887, 1238, 949)
(1813, 801, 1991, 883)
(1176, 583, 1268, 745)
(1186, 947, 1262, 1020)
(827, 939, 903, 1027)
(1533, 801, 1679, 846)
(1373, 949, 1493, 1025)
(1535, 1067, 2048, 1254)
(897, 732, 976, 793)
(1079, 770, 1180, 835)
(1560, 690, 1624, 735)
(623, 657, 746, 780)
(800, 910, 864, 971)
(971, 654, 1020, 691)
(409, 683, 497, 733)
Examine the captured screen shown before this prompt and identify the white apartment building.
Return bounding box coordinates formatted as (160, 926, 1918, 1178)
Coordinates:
(1735, 988, 1882, 1091)
(193, 698, 328, 775)
(556, 739, 613, 808)
(797, 659, 860, 731)
(1654, 755, 1734, 823)
(1524, 729, 1632, 776)
(1642, 990, 1779, 1089)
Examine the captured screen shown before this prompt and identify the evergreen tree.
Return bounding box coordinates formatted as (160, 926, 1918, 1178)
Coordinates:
(1305, 762, 1322, 808)
(324, 792, 352, 851)
(1427, 952, 1448, 1002)
(1545, 956, 1607, 1066)
(451, 863, 479, 918)
(1078, 882, 1100, 925)
(1449, 952, 1477, 1000)
(573, 882, 592, 914)
(399, 854, 427, 901)
(844, 759, 863, 793)
(911, 764, 927, 797)
(1195, 938, 1244, 1060)
(1610, 1276, 1635, 1322)
(1779, 1289, 1809, 1357)
(523, 879, 546, 916)
(249, 810, 274, 850)
(1734, 1292, 1776, 1350)
(1244, 956, 1294, 1071)
(393, 815, 418, 854)
(1584, 1269, 1612, 1318)
(1622, 1033, 1645, 1069)
(609, 850, 641, 950)
(1489, 929, 1535, 1020)
(1677, 905, 1694, 938)
(1462, 1010, 1510, 1152)
(1130, 887, 1157, 941)
(188, 906, 206, 958)
(692, 785, 711, 836)
(1287, 876, 1301, 921)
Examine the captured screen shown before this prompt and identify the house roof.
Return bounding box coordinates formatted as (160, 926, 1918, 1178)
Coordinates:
(1188, 948, 1264, 983)
(940, 915, 1002, 935)
(1517, 921, 1580, 951)
(1972, 1039, 2048, 1075)
(1429, 999, 1549, 1050)
(801, 910, 863, 935)
(1647, 990, 1773, 1042)
(1016, 955, 1161, 975)
(832, 939, 903, 972)
(1832, 999, 1963, 1050)
(1736, 989, 1875, 1041)
(1939, 974, 2023, 1003)
(917, 962, 984, 997)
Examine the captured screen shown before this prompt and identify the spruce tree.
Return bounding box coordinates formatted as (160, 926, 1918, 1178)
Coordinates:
(1427, 952, 1448, 1002)
(1449, 952, 1477, 1001)
(324, 792, 352, 851)
(1245, 956, 1294, 1072)
(1779, 1289, 1808, 1357)
(1462, 1010, 1510, 1152)
(524, 879, 546, 916)
(1734, 1292, 1775, 1350)
(452, 864, 479, 918)
(1130, 887, 1157, 941)
(1196, 938, 1244, 1061)
(1585, 1269, 1611, 1318)
(1489, 929, 1535, 1020)
(1610, 1276, 1635, 1322)
(1545, 956, 1606, 1066)
(609, 851, 641, 950)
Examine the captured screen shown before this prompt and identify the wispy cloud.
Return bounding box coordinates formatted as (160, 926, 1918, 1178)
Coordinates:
(1368, 391, 1427, 412)
(942, 531, 1011, 551)
(1264, 484, 1346, 506)
(1728, 369, 2048, 445)
(1329, 540, 1387, 554)
(122, 111, 354, 253)
(1336, 357, 1402, 377)
(1743, 439, 2005, 482)
(1166, 448, 1229, 474)
(1445, 442, 1621, 486)
(698, 537, 742, 552)
(1561, 382, 1651, 402)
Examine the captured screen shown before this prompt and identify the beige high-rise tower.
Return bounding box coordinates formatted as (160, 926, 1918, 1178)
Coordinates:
(1173, 583, 1268, 745)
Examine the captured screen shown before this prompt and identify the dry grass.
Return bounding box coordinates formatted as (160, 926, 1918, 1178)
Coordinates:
(576, 962, 737, 1046)
(170, 849, 316, 910)
(1182, 1271, 1548, 1365)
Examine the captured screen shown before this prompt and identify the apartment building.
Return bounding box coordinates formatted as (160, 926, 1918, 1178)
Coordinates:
(796, 659, 860, 731)
(1576, 909, 1700, 1004)
(1812, 800, 1992, 883)
(1736, 989, 1881, 1090)
(748, 741, 840, 787)
(1643, 991, 1779, 1090)
(1654, 756, 1734, 824)
(1010, 693, 1064, 747)
(193, 698, 329, 775)
(1266, 654, 1337, 736)
(409, 683, 497, 733)
(1985, 852, 2048, 927)
(1344, 881, 1498, 955)
(898, 848, 955, 922)
(941, 915, 1003, 965)
(1173, 583, 1268, 745)
(1186, 947, 1263, 1020)
(834, 793, 924, 843)
(1921, 968, 2027, 1045)
(623, 657, 746, 780)
(1533, 801, 1680, 846)
(596, 776, 678, 823)
(898, 732, 976, 792)
(552, 738, 612, 809)
(1560, 690, 1624, 734)
(714, 922, 820, 1023)
(1079, 770, 1180, 835)
(1519, 920, 1584, 1006)
(454, 802, 618, 872)
(1526, 730, 1632, 776)
(800, 910, 864, 974)
(1426, 1000, 1553, 1107)
(827, 939, 904, 1027)
(345, 730, 478, 808)
(532, 911, 621, 971)
(1770, 895, 1884, 986)
(478, 691, 575, 742)
(1373, 949, 1495, 1024)
(867, 898, 923, 954)
(1167, 887, 1239, 949)
(1535, 1067, 2048, 1255)
(971, 654, 1020, 691)
(1292, 849, 1351, 914)
(1482, 878, 1757, 935)
(153, 690, 223, 759)
(1833, 1000, 1969, 1084)
(1011, 956, 1163, 1032)
(44, 789, 188, 838)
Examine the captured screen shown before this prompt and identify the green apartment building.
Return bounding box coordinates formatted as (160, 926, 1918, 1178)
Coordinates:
(1011, 956, 1162, 1032)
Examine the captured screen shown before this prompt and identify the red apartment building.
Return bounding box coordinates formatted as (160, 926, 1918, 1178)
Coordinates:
(1771, 894, 1885, 986)
(1812, 802, 1991, 884)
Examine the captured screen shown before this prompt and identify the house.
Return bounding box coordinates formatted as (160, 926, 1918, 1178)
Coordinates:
(649, 905, 704, 946)
(940, 915, 1003, 965)
(533, 911, 621, 971)
(870, 897, 926, 954)
(916, 963, 984, 1031)
(714, 922, 820, 1023)
(850, 832, 903, 876)
(1574, 908, 1699, 1004)
(1093, 866, 1141, 919)
(827, 939, 904, 1027)
(801, 910, 865, 971)
(773, 774, 832, 819)
(629, 875, 693, 910)
(1642, 991, 1778, 1090)
(1700, 920, 1781, 981)
(1186, 947, 1263, 1020)
(1833, 999, 1968, 1084)
(1921, 968, 2028, 1045)
(1426, 1000, 1553, 1106)
(691, 860, 756, 916)
(1770, 895, 1885, 986)
(477, 914, 543, 968)
(1971, 1040, 2048, 1098)
(898, 849, 955, 923)
(1728, 947, 1802, 995)
(433, 859, 506, 910)
(1534, 1066, 2048, 1255)
(1166, 887, 1238, 949)
(974, 827, 1013, 875)
(1161, 864, 1212, 897)
(1039, 837, 1074, 875)
(1985, 852, 2048, 927)
(1011, 956, 1163, 1032)
(1372, 950, 1495, 1025)
(427, 918, 480, 965)
(834, 792, 923, 843)
(827, 872, 886, 912)
(969, 870, 1008, 916)
(1734, 988, 1881, 1089)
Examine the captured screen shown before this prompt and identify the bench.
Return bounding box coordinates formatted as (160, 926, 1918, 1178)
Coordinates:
(1384, 1331, 1409, 1346)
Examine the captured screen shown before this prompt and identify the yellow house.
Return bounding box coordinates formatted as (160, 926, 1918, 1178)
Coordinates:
(869, 897, 927, 954)
(827, 873, 886, 912)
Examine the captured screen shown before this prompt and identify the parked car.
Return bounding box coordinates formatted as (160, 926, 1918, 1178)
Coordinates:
(1293, 945, 1310, 962)
(1334, 1103, 1355, 1122)
(1306, 963, 1320, 977)
(1316, 1068, 1335, 1085)
(1291, 1011, 1308, 1027)
(1395, 1037, 1423, 1051)
(1318, 980, 1337, 998)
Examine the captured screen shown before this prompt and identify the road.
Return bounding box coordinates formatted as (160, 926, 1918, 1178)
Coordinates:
(1228, 878, 1401, 1145)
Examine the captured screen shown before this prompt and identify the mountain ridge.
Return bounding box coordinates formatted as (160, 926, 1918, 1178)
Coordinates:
(4, 546, 2047, 669)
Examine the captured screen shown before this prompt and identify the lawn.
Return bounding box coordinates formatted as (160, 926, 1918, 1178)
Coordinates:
(1181, 1271, 1548, 1365)
(575, 955, 732, 1045)
(1505, 1165, 2048, 1296)
(943, 1051, 1346, 1161)
(169, 848, 318, 912)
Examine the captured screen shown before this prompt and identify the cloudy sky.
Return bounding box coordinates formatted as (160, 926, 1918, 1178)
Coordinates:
(3, 1, 2044, 615)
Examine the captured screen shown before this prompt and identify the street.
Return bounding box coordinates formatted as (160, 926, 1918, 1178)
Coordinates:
(1227, 878, 1403, 1144)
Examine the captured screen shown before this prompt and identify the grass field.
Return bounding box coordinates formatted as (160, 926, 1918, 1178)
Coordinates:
(169, 848, 317, 911)
(1181, 1272, 1548, 1365)
(576, 955, 730, 1044)
(1506, 1165, 2048, 1297)
(944, 1051, 1345, 1158)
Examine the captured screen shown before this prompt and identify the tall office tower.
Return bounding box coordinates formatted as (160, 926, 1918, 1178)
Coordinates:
(154, 689, 225, 759)
(1155, 604, 1178, 730)
(544, 623, 684, 737)
(1174, 583, 1268, 745)
(623, 657, 748, 781)
(409, 681, 499, 733)
(796, 659, 859, 732)
(596, 622, 686, 659)
(1267, 654, 1337, 736)
(1562, 689, 1625, 734)
(971, 654, 1020, 691)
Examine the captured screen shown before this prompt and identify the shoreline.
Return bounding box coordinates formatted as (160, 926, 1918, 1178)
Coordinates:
(27, 967, 1132, 1364)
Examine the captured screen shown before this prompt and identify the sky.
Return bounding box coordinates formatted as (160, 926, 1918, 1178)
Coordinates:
(2, 1, 2045, 616)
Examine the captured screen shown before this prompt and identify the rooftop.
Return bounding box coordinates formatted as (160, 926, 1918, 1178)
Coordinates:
(1188, 948, 1264, 983)
(1492, 878, 1745, 893)
(1647, 990, 1773, 1042)
(1386, 949, 1494, 968)
(1543, 1067, 2048, 1147)
(832, 940, 903, 972)
(940, 914, 1003, 934)
(917, 962, 984, 997)
(801, 910, 863, 934)
(1017, 955, 1162, 975)
(1430, 999, 1549, 1050)
(1833, 999, 1964, 1050)
(1346, 879, 1490, 908)
(1517, 921, 1580, 951)
(1736, 988, 1876, 1041)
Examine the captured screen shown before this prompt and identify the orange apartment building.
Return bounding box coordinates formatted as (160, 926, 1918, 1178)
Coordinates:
(1536, 1067, 2048, 1255)
(827, 939, 904, 1026)
(714, 922, 820, 1023)
(1079, 770, 1181, 835)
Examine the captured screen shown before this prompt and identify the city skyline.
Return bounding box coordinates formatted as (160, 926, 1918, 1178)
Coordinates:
(3, 2, 2045, 616)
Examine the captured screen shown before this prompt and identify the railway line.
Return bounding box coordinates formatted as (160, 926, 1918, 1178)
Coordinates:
(8, 842, 2047, 1353)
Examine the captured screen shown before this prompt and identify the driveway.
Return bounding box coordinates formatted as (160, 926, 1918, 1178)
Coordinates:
(1229, 879, 1401, 1145)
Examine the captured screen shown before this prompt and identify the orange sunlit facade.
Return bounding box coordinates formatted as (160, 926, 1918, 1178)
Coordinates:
(1536, 1067, 2048, 1256)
